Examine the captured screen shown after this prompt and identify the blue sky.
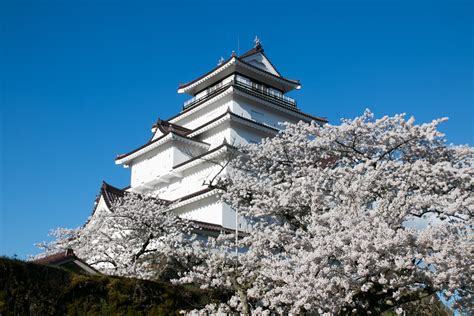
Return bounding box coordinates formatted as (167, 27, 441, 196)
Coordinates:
(1, 0, 472, 258)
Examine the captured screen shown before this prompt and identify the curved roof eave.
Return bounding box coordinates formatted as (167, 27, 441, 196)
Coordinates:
(177, 57, 300, 95)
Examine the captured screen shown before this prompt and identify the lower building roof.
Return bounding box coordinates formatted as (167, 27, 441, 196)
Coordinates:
(32, 249, 100, 275)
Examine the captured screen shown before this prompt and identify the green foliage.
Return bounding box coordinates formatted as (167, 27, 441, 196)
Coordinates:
(0, 257, 226, 315)
(0, 257, 452, 315)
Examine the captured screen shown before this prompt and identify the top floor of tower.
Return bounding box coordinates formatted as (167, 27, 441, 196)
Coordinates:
(178, 37, 302, 111)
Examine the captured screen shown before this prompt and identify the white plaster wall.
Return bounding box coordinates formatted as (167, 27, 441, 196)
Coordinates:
(196, 122, 232, 148)
(153, 161, 226, 201)
(130, 145, 173, 188)
(172, 196, 247, 231)
(173, 195, 223, 226)
(173, 147, 191, 166)
(228, 123, 271, 146)
(130, 140, 208, 189)
(222, 202, 248, 231)
(172, 143, 207, 166)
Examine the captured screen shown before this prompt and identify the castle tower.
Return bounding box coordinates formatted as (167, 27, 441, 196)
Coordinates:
(91, 40, 327, 233)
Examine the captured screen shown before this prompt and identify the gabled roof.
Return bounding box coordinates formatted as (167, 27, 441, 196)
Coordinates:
(149, 118, 193, 142)
(152, 119, 192, 137)
(238, 43, 282, 77)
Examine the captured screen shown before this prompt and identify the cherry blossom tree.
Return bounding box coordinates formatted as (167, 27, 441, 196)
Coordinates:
(181, 111, 473, 314)
(37, 193, 199, 280)
(38, 111, 472, 314)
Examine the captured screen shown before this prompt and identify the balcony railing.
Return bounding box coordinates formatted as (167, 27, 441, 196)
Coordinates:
(234, 77, 297, 107)
(183, 78, 297, 110)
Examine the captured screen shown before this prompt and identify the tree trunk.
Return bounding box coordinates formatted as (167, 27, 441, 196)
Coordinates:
(237, 286, 250, 316)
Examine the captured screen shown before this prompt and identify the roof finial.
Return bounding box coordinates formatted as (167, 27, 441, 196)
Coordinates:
(217, 56, 225, 66)
(254, 35, 261, 48)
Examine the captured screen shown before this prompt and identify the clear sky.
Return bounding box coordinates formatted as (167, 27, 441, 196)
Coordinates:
(1, 0, 472, 258)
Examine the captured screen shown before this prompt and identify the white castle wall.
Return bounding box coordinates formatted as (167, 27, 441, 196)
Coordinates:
(172, 194, 246, 230)
(172, 143, 207, 166)
(130, 141, 207, 189)
(131, 144, 173, 188)
(153, 160, 226, 201)
(196, 122, 232, 148)
(229, 123, 272, 145)
(173, 195, 223, 226)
